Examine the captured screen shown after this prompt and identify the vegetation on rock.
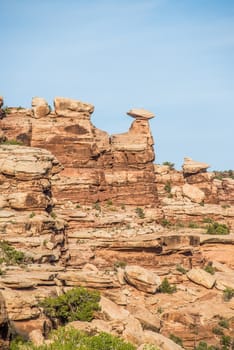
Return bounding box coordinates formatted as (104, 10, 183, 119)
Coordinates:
(158, 278, 177, 294)
(10, 327, 136, 350)
(206, 221, 230, 235)
(39, 287, 100, 324)
(0, 240, 26, 265)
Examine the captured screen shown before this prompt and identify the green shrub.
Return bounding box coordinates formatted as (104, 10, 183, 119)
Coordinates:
(188, 222, 199, 229)
(0, 240, 26, 265)
(218, 318, 229, 329)
(158, 278, 177, 294)
(0, 139, 23, 145)
(135, 207, 145, 219)
(203, 218, 213, 224)
(93, 202, 101, 211)
(176, 264, 187, 274)
(39, 287, 100, 324)
(223, 287, 234, 302)
(164, 181, 172, 193)
(162, 161, 175, 170)
(169, 334, 183, 347)
(50, 211, 57, 219)
(220, 335, 232, 347)
(106, 199, 113, 206)
(206, 222, 230, 235)
(114, 261, 127, 269)
(212, 326, 224, 335)
(160, 219, 172, 227)
(29, 212, 35, 219)
(10, 327, 136, 350)
(194, 341, 220, 350)
(204, 263, 216, 275)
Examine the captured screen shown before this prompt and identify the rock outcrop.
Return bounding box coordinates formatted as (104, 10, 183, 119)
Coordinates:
(0, 96, 233, 349)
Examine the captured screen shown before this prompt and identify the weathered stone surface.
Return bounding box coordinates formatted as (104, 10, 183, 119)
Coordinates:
(124, 265, 161, 293)
(100, 296, 129, 321)
(127, 109, 155, 120)
(57, 270, 117, 288)
(183, 157, 210, 175)
(32, 97, 50, 119)
(122, 315, 144, 345)
(54, 97, 94, 117)
(186, 268, 216, 289)
(143, 330, 184, 350)
(215, 271, 234, 290)
(182, 183, 205, 203)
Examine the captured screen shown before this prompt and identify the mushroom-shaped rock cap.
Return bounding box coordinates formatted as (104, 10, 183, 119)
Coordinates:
(183, 157, 210, 175)
(127, 108, 155, 120)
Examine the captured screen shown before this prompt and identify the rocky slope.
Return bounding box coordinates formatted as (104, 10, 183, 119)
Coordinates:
(0, 96, 233, 349)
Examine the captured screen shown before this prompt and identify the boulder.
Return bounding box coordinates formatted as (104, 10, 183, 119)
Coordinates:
(54, 97, 94, 117)
(186, 268, 216, 289)
(127, 305, 161, 331)
(124, 265, 161, 293)
(32, 97, 50, 118)
(122, 315, 144, 345)
(142, 330, 184, 350)
(215, 271, 234, 290)
(100, 296, 129, 321)
(183, 157, 209, 175)
(182, 183, 205, 203)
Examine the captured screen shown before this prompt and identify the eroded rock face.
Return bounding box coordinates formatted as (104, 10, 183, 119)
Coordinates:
(0, 97, 158, 206)
(183, 157, 210, 175)
(124, 265, 161, 293)
(32, 97, 50, 119)
(0, 292, 10, 350)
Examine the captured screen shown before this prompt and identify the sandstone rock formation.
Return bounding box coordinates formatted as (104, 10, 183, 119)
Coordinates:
(0, 96, 233, 349)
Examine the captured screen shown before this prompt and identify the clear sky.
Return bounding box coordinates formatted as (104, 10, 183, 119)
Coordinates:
(1, 0, 233, 170)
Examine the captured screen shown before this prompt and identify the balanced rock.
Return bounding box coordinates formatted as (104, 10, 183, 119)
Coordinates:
(124, 265, 161, 293)
(183, 157, 209, 175)
(186, 268, 216, 289)
(54, 97, 94, 117)
(32, 97, 50, 118)
(127, 108, 154, 120)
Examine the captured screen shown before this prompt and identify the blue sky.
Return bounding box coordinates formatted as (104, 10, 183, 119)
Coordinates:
(1, 0, 234, 170)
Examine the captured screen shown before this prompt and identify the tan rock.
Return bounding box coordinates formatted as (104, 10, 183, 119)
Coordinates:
(127, 305, 161, 332)
(54, 97, 94, 117)
(186, 268, 216, 289)
(58, 270, 116, 288)
(123, 315, 144, 345)
(183, 157, 209, 175)
(100, 296, 129, 321)
(182, 183, 205, 203)
(215, 271, 234, 290)
(28, 329, 45, 346)
(143, 330, 184, 350)
(124, 265, 161, 293)
(32, 97, 50, 119)
(127, 109, 155, 120)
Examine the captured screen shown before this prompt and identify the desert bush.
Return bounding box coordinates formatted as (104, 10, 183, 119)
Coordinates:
(135, 207, 145, 219)
(0, 240, 26, 265)
(10, 327, 136, 350)
(206, 222, 230, 235)
(204, 263, 216, 275)
(169, 334, 183, 347)
(0, 139, 23, 145)
(164, 181, 172, 193)
(176, 264, 187, 274)
(162, 161, 175, 170)
(218, 318, 229, 329)
(223, 287, 234, 302)
(39, 287, 100, 324)
(158, 278, 177, 294)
